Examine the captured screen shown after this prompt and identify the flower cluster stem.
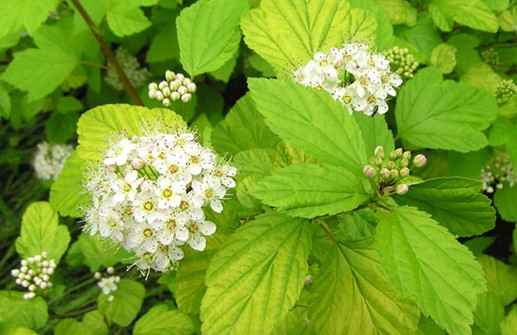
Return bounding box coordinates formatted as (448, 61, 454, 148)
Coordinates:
(70, 0, 143, 106)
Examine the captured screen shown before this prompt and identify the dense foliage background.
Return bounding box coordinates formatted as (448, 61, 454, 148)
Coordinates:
(0, 0, 517, 334)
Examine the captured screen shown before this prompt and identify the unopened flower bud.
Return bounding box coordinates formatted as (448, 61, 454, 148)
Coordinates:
(161, 87, 171, 97)
(41, 252, 48, 259)
(28, 285, 36, 292)
(390, 169, 399, 178)
(165, 70, 175, 82)
(400, 158, 409, 168)
(107, 267, 115, 274)
(178, 86, 187, 95)
(171, 91, 181, 101)
(396, 183, 409, 195)
(162, 98, 171, 108)
(11, 269, 20, 277)
(148, 89, 157, 99)
(374, 157, 383, 166)
(181, 93, 192, 103)
(402, 151, 411, 161)
(305, 274, 313, 285)
(170, 80, 180, 91)
(131, 157, 144, 170)
(389, 148, 403, 160)
(380, 168, 390, 179)
(94, 272, 102, 280)
(374, 146, 384, 158)
(413, 154, 427, 168)
(148, 83, 158, 91)
(387, 161, 396, 170)
(399, 167, 410, 177)
(108, 295, 115, 302)
(183, 78, 192, 86)
(24, 292, 35, 300)
(155, 91, 164, 101)
(175, 73, 185, 81)
(363, 165, 376, 178)
(158, 81, 168, 91)
(187, 82, 197, 93)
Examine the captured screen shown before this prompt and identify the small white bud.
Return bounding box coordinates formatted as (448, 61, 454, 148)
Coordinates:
(148, 89, 157, 99)
(162, 98, 171, 107)
(177, 86, 187, 95)
(148, 83, 158, 91)
(182, 78, 191, 86)
(15, 278, 22, 285)
(165, 70, 175, 82)
(40, 282, 47, 289)
(34, 255, 41, 262)
(181, 93, 192, 103)
(158, 80, 168, 90)
(171, 91, 181, 101)
(42, 260, 49, 267)
(27, 257, 34, 264)
(155, 91, 164, 101)
(21, 260, 28, 266)
(28, 285, 36, 292)
(20, 266, 28, 273)
(42, 274, 50, 281)
(161, 87, 171, 97)
(107, 267, 115, 274)
(175, 73, 185, 81)
(11, 269, 20, 277)
(46, 267, 54, 275)
(94, 272, 102, 280)
(24, 292, 36, 300)
(22, 280, 30, 288)
(187, 82, 197, 93)
(108, 295, 115, 302)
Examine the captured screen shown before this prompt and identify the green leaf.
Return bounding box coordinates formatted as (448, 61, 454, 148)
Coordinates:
(15, 201, 70, 262)
(489, 117, 515, 146)
(354, 113, 394, 157)
(176, 234, 226, 314)
(0, 0, 59, 38)
(501, 306, 517, 335)
(460, 62, 502, 95)
(252, 163, 369, 218)
(447, 34, 481, 75)
(77, 234, 132, 272)
(106, 0, 157, 37)
(0, 327, 39, 335)
(376, 206, 487, 335)
(396, 67, 497, 152)
(0, 85, 10, 119)
(56, 96, 83, 114)
(1, 19, 81, 101)
(249, 78, 367, 175)
(208, 52, 238, 83)
(273, 141, 320, 168)
(416, 317, 446, 335)
(201, 212, 312, 335)
(55, 319, 91, 335)
(146, 22, 179, 63)
(493, 184, 517, 222)
(98, 279, 145, 327)
(77, 104, 185, 161)
(349, 0, 393, 51)
(472, 293, 505, 335)
(447, 150, 489, 179)
(309, 237, 419, 334)
(392, 177, 496, 237)
(464, 236, 495, 256)
(429, 0, 499, 33)
(177, 0, 248, 77)
(430, 43, 457, 74)
(49, 151, 89, 218)
(241, 0, 353, 73)
(393, 13, 442, 62)
(134, 304, 195, 335)
(374, 0, 417, 26)
(234, 149, 275, 177)
(45, 111, 79, 143)
(211, 93, 280, 155)
(0, 292, 48, 330)
(342, 8, 377, 47)
(81, 311, 108, 335)
(477, 254, 517, 306)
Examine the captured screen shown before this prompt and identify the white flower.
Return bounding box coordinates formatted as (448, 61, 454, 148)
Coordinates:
(32, 142, 74, 180)
(83, 129, 236, 274)
(98, 277, 118, 295)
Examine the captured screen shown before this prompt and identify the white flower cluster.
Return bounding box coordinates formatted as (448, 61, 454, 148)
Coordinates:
(148, 70, 197, 107)
(480, 152, 517, 193)
(32, 141, 74, 180)
(94, 267, 120, 302)
(84, 130, 236, 274)
(11, 252, 55, 299)
(105, 47, 152, 92)
(294, 42, 402, 116)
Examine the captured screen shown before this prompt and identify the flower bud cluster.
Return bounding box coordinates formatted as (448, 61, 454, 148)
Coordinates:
(481, 48, 500, 66)
(294, 42, 402, 116)
(495, 79, 517, 104)
(363, 146, 426, 196)
(148, 70, 197, 107)
(84, 129, 237, 274)
(94, 267, 120, 302)
(11, 252, 56, 299)
(480, 152, 516, 193)
(32, 141, 74, 181)
(105, 47, 151, 92)
(383, 46, 419, 80)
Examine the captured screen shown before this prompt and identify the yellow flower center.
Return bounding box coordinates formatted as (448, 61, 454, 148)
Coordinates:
(143, 201, 154, 211)
(162, 189, 172, 198)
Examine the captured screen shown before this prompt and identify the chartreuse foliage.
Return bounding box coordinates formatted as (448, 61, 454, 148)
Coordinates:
(3, 0, 517, 334)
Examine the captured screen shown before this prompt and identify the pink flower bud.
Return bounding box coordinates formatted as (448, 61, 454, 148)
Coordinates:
(177, 86, 187, 95)
(181, 93, 192, 103)
(363, 165, 375, 178)
(374, 146, 384, 158)
(396, 183, 409, 195)
(399, 167, 410, 177)
(158, 81, 168, 90)
(131, 158, 144, 170)
(187, 82, 197, 93)
(171, 91, 181, 101)
(413, 154, 427, 168)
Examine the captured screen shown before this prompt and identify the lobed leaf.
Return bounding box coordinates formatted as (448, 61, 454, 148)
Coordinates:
(392, 177, 496, 237)
(0, 292, 48, 330)
(241, 0, 353, 74)
(49, 151, 89, 218)
(106, 0, 158, 37)
(252, 163, 369, 218)
(309, 237, 420, 334)
(396, 67, 497, 152)
(429, 0, 499, 33)
(201, 212, 312, 335)
(248, 78, 367, 175)
(376, 206, 487, 335)
(477, 254, 517, 306)
(133, 305, 195, 335)
(177, 0, 248, 77)
(15, 202, 70, 263)
(0, 0, 60, 38)
(98, 279, 145, 327)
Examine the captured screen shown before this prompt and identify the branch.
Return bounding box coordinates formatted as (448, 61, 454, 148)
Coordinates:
(70, 0, 144, 106)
